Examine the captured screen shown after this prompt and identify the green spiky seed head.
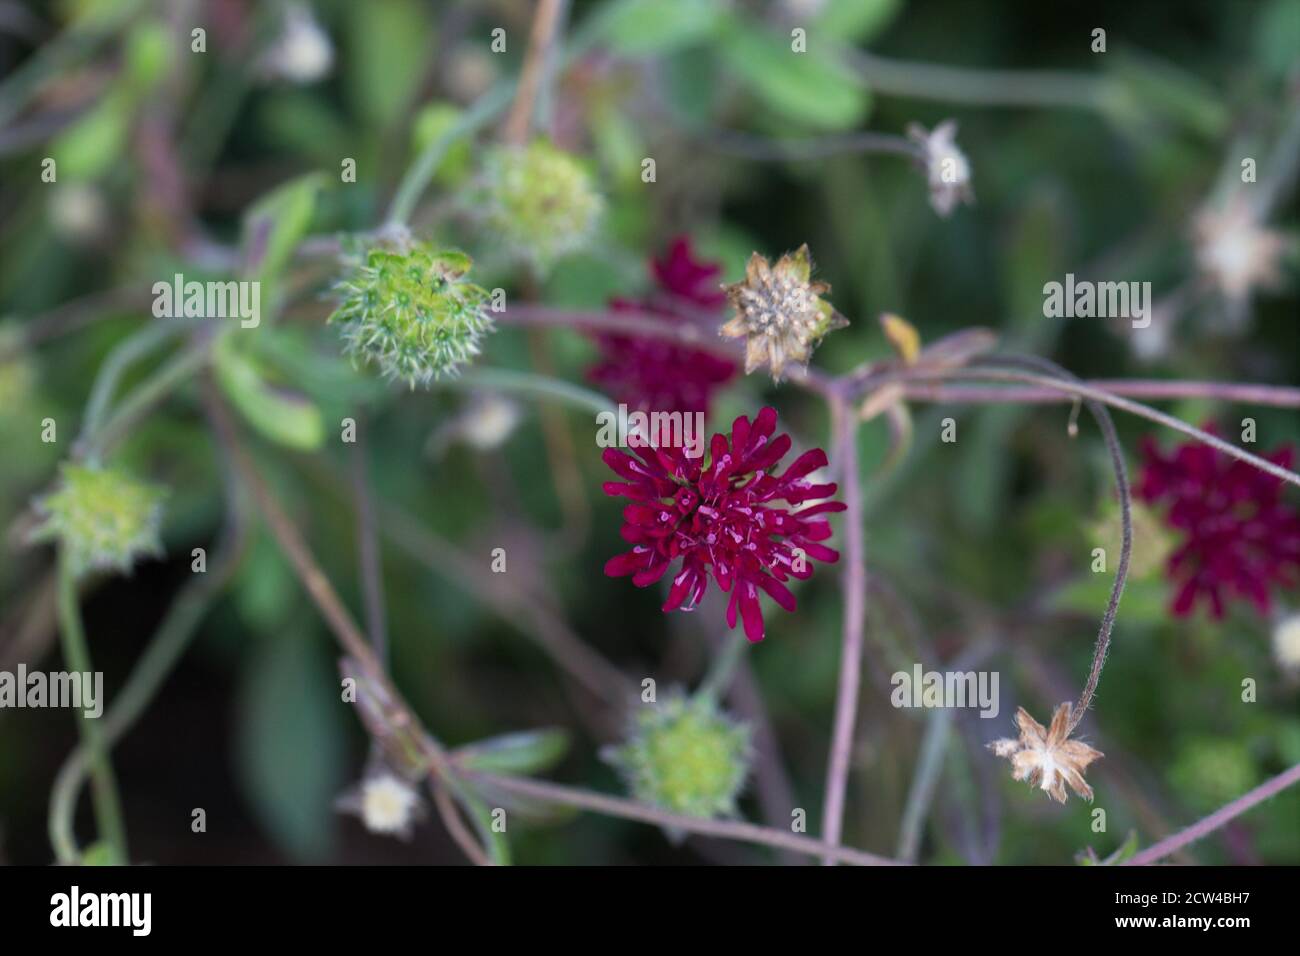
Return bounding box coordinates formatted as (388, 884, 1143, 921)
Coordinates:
(329, 244, 493, 388)
(31, 463, 166, 577)
(607, 693, 751, 820)
(477, 139, 602, 273)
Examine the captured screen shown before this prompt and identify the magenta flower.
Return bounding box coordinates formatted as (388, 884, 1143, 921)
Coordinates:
(1138, 429, 1300, 618)
(602, 407, 844, 641)
(587, 237, 736, 417)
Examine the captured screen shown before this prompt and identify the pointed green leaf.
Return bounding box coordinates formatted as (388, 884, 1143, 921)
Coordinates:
(241, 172, 324, 312)
(455, 729, 570, 776)
(214, 334, 325, 450)
(720, 23, 870, 130)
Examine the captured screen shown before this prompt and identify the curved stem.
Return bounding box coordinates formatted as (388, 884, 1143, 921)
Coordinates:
(978, 356, 1131, 734)
(449, 366, 615, 417)
(50, 413, 248, 862)
(88, 338, 212, 459)
(869, 365, 1300, 489)
(77, 320, 195, 459)
(53, 553, 128, 864)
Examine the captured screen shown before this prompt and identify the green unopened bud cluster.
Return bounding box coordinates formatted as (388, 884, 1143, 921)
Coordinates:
(477, 139, 602, 273)
(329, 244, 493, 388)
(31, 464, 165, 577)
(607, 693, 751, 820)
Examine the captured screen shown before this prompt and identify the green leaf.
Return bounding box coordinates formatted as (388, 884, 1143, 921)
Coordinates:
(79, 841, 120, 866)
(1254, 0, 1300, 79)
(236, 627, 346, 862)
(455, 728, 570, 775)
(411, 103, 472, 184)
(51, 94, 130, 181)
(448, 778, 511, 865)
(719, 23, 870, 130)
(346, 0, 430, 128)
(240, 172, 324, 310)
(214, 334, 325, 451)
(814, 0, 903, 43)
(601, 0, 723, 55)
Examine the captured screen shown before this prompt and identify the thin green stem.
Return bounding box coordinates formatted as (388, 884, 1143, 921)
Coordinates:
(77, 321, 196, 460)
(698, 631, 749, 703)
(88, 338, 212, 458)
(54, 552, 128, 865)
(50, 483, 246, 864)
(448, 366, 615, 417)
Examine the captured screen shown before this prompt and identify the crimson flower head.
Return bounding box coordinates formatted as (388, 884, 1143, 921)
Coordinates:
(602, 407, 844, 641)
(1138, 429, 1300, 618)
(587, 237, 736, 417)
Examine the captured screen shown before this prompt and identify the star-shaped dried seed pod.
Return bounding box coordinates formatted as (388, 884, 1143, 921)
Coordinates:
(988, 702, 1103, 803)
(720, 245, 847, 382)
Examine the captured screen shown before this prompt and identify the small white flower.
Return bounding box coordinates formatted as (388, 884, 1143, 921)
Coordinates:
(1273, 612, 1300, 673)
(263, 3, 333, 84)
(338, 773, 422, 839)
(361, 775, 420, 836)
(907, 120, 974, 218)
(459, 394, 521, 451)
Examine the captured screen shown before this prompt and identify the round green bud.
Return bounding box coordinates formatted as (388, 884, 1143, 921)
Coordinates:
(607, 693, 751, 821)
(328, 244, 493, 388)
(477, 139, 602, 273)
(31, 464, 166, 577)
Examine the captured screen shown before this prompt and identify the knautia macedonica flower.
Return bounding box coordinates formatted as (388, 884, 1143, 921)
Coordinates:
(1138, 430, 1300, 618)
(588, 236, 737, 416)
(605, 693, 751, 820)
(906, 119, 975, 217)
(328, 244, 493, 388)
(477, 138, 602, 273)
(720, 245, 847, 382)
(30, 463, 165, 577)
(602, 406, 844, 642)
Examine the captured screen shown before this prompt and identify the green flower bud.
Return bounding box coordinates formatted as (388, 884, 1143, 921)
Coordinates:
(328, 243, 493, 388)
(476, 139, 602, 273)
(31, 464, 166, 577)
(606, 693, 751, 821)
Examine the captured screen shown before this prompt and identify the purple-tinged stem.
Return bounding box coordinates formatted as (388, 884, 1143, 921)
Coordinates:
(820, 398, 868, 864)
(1126, 762, 1300, 866)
